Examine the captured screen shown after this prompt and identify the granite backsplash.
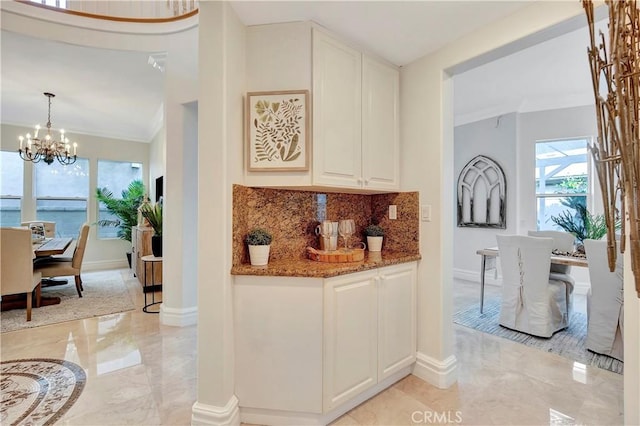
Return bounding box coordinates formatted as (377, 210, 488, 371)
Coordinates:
(233, 185, 419, 265)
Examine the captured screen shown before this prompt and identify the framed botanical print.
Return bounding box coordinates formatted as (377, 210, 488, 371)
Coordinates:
(245, 90, 310, 171)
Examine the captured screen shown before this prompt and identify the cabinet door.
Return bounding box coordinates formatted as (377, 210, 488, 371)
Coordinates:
(323, 270, 377, 411)
(362, 56, 400, 191)
(377, 263, 416, 381)
(313, 29, 362, 189)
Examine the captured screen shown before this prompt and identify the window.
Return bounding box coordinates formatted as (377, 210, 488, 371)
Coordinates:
(30, 0, 67, 8)
(97, 160, 143, 239)
(535, 138, 589, 231)
(0, 151, 24, 227)
(35, 159, 90, 238)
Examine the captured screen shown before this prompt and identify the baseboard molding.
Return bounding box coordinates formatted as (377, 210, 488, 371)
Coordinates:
(161, 305, 197, 327)
(83, 260, 128, 271)
(412, 352, 457, 389)
(453, 268, 502, 286)
(192, 395, 240, 425)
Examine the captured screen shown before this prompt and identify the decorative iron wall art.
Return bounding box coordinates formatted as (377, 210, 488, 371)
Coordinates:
(457, 155, 506, 228)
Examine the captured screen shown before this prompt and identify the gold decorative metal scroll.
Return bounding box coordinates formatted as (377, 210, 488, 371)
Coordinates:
(583, 0, 640, 297)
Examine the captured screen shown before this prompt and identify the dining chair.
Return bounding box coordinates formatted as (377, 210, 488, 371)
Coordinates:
(497, 235, 573, 337)
(527, 230, 575, 273)
(584, 239, 624, 361)
(21, 220, 56, 238)
(0, 227, 42, 321)
(33, 223, 90, 298)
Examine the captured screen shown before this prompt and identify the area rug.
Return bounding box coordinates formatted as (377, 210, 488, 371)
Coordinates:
(453, 298, 624, 374)
(1, 278, 135, 333)
(1, 358, 86, 425)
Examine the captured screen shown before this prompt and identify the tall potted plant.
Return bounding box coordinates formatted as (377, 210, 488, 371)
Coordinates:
(140, 202, 163, 257)
(96, 179, 146, 264)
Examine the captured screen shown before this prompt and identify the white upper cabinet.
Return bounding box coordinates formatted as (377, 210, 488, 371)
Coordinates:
(312, 30, 363, 188)
(362, 55, 400, 191)
(245, 23, 400, 192)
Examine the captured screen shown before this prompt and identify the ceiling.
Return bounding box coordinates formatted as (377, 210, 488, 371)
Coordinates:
(0, 2, 597, 143)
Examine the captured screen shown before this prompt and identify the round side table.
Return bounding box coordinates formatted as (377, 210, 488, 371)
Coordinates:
(141, 255, 163, 313)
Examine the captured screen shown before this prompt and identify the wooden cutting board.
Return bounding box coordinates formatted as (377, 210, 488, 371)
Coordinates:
(307, 247, 365, 263)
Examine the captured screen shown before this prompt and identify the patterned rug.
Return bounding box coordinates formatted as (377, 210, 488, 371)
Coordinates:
(453, 298, 624, 374)
(1, 277, 135, 333)
(0, 358, 86, 425)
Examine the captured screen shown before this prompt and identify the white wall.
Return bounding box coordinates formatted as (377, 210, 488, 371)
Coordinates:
(148, 125, 166, 201)
(404, 2, 639, 420)
(453, 113, 517, 278)
(453, 105, 596, 287)
(1, 122, 149, 269)
(401, 0, 597, 389)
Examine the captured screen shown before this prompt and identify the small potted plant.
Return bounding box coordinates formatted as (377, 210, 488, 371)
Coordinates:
(140, 202, 163, 257)
(245, 228, 273, 266)
(364, 224, 384, 252)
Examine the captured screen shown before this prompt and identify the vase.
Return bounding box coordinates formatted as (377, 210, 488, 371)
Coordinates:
(367, 236, 383, 252)
(248, 244, 270, 266)
(151, 235, 163, 257)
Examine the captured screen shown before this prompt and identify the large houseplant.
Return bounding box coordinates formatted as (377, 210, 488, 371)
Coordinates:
(140, 202, 163, 257)
(96, 179, 146, 265)
(551, 203, 619, 252)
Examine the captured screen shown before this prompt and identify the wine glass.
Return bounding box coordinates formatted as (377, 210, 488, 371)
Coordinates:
(338, 219, 355, 250)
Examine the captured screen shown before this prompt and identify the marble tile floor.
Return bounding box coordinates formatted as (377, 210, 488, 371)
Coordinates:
(0, 270, 623, 425)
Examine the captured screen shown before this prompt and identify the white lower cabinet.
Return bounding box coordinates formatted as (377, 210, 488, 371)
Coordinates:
(234, 262, 417, 425)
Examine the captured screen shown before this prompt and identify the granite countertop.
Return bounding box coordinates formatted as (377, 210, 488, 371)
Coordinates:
(231, 251, 421, 278)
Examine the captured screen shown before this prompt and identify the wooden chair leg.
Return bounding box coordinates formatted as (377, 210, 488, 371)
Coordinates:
(34, 283, 42, 308)
(26, 291, 32, 321)
(75, 275, 83, 297)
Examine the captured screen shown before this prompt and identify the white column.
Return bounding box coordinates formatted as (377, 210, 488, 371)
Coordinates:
(192, 2, 245, 424)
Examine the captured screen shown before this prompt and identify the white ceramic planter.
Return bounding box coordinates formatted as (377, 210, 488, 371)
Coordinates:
(249, 245, 271, 266)
(366, 236, 383, 252)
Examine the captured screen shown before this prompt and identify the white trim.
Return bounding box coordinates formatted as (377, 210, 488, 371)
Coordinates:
(83, 260, 128, 271)
(192, 395, 240, 426)
(412, 352, 457, 389)
(239, 366, 412, 426)
(160, 305, 197, 327)
(453, 267, 502, 286)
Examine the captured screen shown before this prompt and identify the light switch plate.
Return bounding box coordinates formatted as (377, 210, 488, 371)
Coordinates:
(389, 205, 397, 220)
(421, 205, 432, 222)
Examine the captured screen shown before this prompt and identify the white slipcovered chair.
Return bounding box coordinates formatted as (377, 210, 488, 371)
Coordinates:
(497, 235, 573, 337)
(21, 221, 56, 238)
(1, 227, 42, 321)
(527, 230, 575, 274)
(34, 223, 90, 298)
(584, 239, 624, 361)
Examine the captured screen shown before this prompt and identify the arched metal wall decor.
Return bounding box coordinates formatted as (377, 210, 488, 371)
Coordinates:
(457, 155, 506, 228)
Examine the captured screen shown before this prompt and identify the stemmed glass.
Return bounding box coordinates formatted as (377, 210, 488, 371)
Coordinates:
(338, 219, 355, 251)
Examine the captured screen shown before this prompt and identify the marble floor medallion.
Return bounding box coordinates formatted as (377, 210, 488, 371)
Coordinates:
(1, 358, 86, 425)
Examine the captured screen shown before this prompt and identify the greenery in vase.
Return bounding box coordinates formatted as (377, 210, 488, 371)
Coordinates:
(140, 203, 163, 236)
(95, 179, 146, 242)
(551, 203, 618, 242)
(245, 228, 272, 246)
(364, 224, 385, 237)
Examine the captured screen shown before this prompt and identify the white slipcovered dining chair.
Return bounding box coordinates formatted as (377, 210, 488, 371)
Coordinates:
(527, 230, 575, 274)
(497, 235, 573, 337)
(1, 227, 42, 321)
(584, 239, 624, 361)
(34, 223, 90, 298)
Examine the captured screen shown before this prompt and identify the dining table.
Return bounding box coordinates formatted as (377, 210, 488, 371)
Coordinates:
(33, 237, 73, 257)
(476, 246, 588, 313)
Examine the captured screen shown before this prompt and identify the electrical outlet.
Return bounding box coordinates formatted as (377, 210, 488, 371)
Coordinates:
(389, 205, 397, 220)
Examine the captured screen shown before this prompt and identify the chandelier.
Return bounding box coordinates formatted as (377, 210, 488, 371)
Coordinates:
(18, 92, 78, 165)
